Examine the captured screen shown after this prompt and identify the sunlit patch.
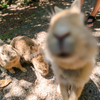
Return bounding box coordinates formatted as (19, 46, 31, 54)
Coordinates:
(26, 95, 37, 100)
(35, 78, 56, 99)
(4, 86, 25, 98)
(94, 28, 100, 31)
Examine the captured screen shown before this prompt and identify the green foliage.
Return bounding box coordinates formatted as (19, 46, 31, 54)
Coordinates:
(0, 28, 17, 40)
(32, 0, 39, 2)
(2, 3, 9, 8)
(35, 0, 39, 2)
(0, 33, 9, 40)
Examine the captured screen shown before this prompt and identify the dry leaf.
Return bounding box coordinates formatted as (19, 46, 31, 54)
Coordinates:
(0, 79, 11, 88)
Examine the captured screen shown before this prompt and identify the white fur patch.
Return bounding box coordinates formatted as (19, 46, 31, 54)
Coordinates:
(54, 25, 69, 36)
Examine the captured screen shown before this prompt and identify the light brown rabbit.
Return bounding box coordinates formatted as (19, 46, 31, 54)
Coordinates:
(45, 0, 98, 100)
(10, 36, 49, 76)
(0, 39, 27, 74)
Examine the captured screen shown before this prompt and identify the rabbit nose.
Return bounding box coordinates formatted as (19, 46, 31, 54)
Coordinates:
(54, 33, 70, 42)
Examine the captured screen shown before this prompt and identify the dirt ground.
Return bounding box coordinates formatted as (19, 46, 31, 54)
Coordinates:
(0, 0, 100, 100)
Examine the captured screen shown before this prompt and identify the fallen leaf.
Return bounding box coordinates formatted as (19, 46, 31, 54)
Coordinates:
(30, 29, 33, 31)
(0, 79, 11, 88)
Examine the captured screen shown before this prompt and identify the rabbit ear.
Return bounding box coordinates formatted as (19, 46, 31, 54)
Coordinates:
(54, 6, 63, 13)
(70, 0, 84, 24)
(70, 0, 81, 13)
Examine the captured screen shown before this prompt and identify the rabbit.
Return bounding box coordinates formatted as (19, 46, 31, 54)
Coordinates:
(10, 36, 49, 76)
(0, 39, 27, 73)
(45, 0, 98, 100)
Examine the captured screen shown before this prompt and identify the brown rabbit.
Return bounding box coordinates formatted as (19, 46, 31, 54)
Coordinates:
(10, 36, 49, 76)
(45, 0, 98, 100)
(0, 39, 27, 74)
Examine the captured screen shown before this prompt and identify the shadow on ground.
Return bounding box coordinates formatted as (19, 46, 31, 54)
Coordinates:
(79, 79, 99, 100)
(0, 62, 55, 100)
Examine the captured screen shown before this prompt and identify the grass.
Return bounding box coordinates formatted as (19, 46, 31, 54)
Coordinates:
(0, 10, 36, 41)
(0, 32, 10, 40)
(0, 28, 17, 40)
